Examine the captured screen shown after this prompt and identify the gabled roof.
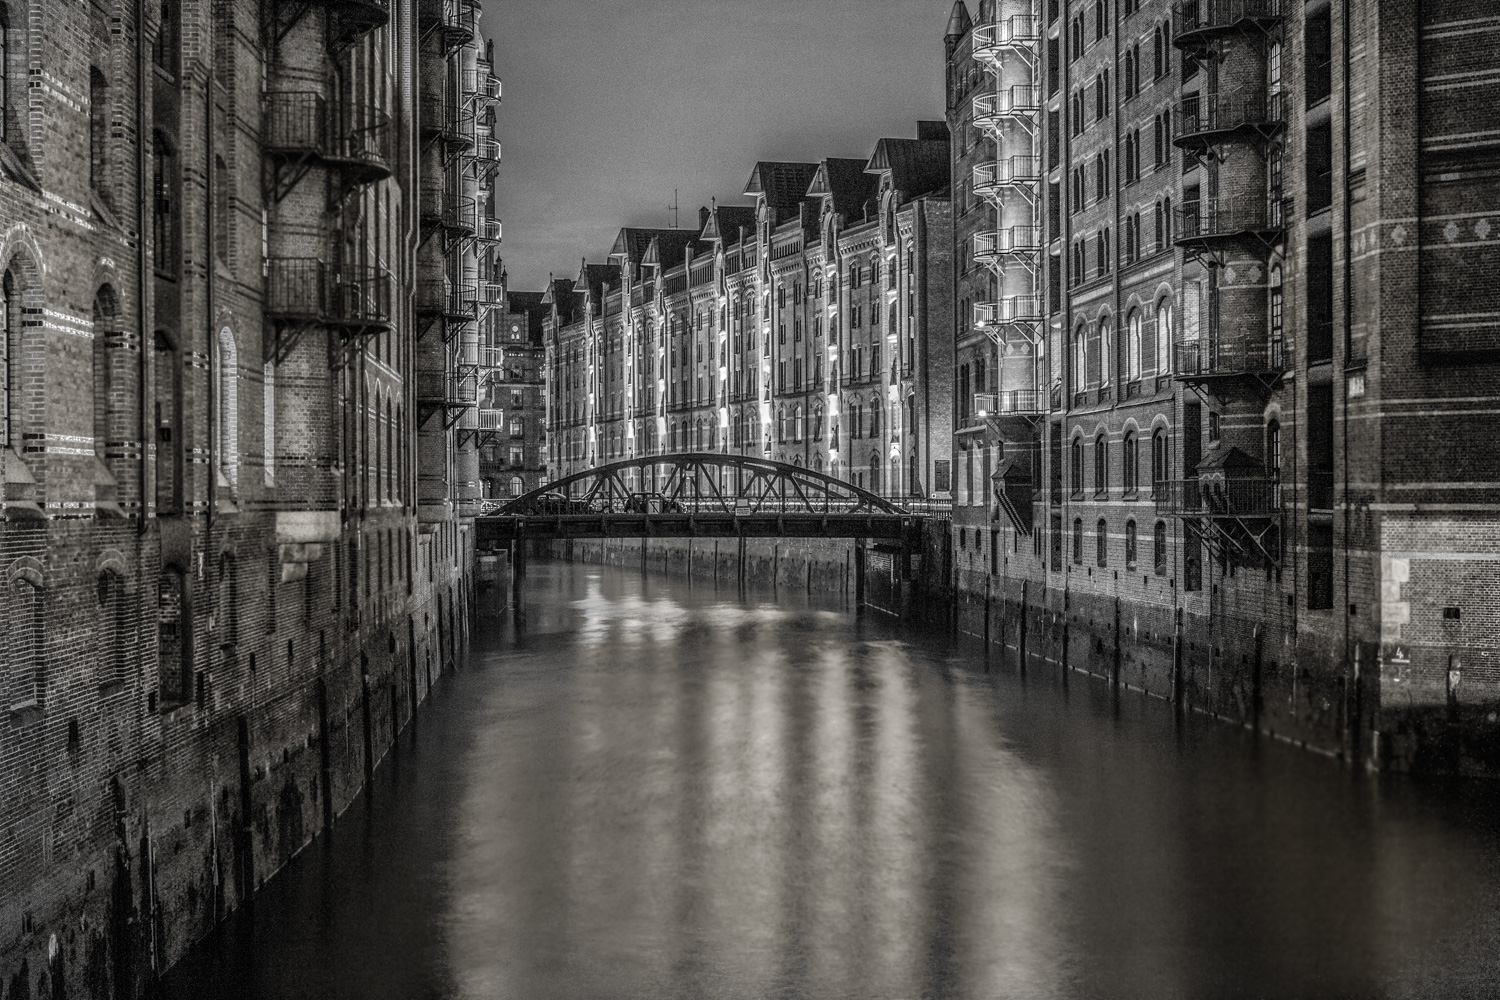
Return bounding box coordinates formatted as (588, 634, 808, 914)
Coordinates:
(743, 161, 819, 227)
(641, 229, 707, 271)
(807, 158, 879, 222)
(700, 205, 757, 247)
(1196, 446, 1265, 475)
(866, 131, 951, 200)
(946, 1, 973, 39)
(577, 262, 614, 306)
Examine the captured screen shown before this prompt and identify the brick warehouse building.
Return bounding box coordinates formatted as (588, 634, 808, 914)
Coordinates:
(946, 0, 1500, 774)
(0, 0, 490, 994)
(542, 129, 956, 501)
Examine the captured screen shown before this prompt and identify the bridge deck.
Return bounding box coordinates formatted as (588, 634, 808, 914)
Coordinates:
(476, 512, 921, 544)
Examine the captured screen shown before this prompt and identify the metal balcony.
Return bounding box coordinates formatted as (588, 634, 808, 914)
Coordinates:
(262, 92, 393, 190)
(974, 390, 1045, 422)
(325, 0, 390, 51)
(1175, 196, 1287, 256)
(973, 156, 1042, 204)
(1172, 0, 1283, 52)
(265, 259, 393, 333)
(418, 0, 474, 52)
(1173, 92, 1284, 150)
(418, 368, 478, 406)
(972, 15, 1042, 68)
(1173, 336, 1285, 395)
(473, 137, 502, 166)
(974, 227, 1043, 272)
(1155, 476, 1281, 518)
(972, 86, 1042, 135)
(974, 296, 1044, 330)
(416, 279, 478, 324)
(420, 97, 475, 153)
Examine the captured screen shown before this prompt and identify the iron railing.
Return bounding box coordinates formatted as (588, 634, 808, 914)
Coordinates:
(975, 390, 1045, 416)
(265, 259, 392, 328)
(1174, 92, 1284, 143)
(1156, 477, 1282, 517)
(416, 279, 478, 321)
(1173, 0, 1283, 41)
(1176, 195, 1288, 243)
(417, 368, 478, 406)
(975, 296, 1044, 328)
(1174, 337, 1285, 377)
(263, 92, 393, 178)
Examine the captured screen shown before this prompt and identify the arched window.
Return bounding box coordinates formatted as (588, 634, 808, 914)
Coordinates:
(1096, 519, 1108, 567)
(777, 407, 786, 443)
(1123, 430, 1139, 493)
(792, 405, 803, 443)
(6, 574, 42, 709)
(510, 476, 524, 496)
(1094, 433, 1108, 496)
(1073, 325, 1088, 396)
(869, 452, 881, 495)
(1155, 298, 1173, 376)
(812, 403, 824, 441)
(217, 327, 238, 492)
(1154, 520, 1168, 575)
(1125, 309, 1143, 384)
(1071, 436, 1084, 496)
(869, 395, 881, 436)
(97, 570, 127, 690)
(1267, 418, 1282, 507)
(1072, 517, 1083, 564)
(1152, 428, 1169, 492)
(870, 258, 880, 285)
(1269, 264, 1284, 367)
(1098, 317, 1112, 386)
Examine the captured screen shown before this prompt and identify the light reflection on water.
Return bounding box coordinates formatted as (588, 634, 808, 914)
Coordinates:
(163, 562, 1500, 1000)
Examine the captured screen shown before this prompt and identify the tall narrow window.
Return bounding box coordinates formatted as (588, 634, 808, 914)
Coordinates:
(1125, 520, 1138, 569)
(1097, 520, 1108, 566)
(8, 576, 43, 709)
(1071, 437, 1084, 496)
(1072, 517, 1083, 564)
(217, 327, 238, 493)
(98, 571, 128, 690)
(2, 270, 13, 448)
(1152, 428, 1169, 492)
(91, 68, 110, 203)
(1154, 521, 1167, 575)
(93, 287, 119, 462)
(157, 569, 189, 705)
(1123, 431, 1138, 493)
(0, 5, 9, 145)
(214, 155, 230, 264)
(154, 332, 183, 514)
(1125, 309, 1143, 384)
(1094, 434, 1108, 496)
(1155, 299, 1173, 376)
(153, 0, 180, 77)
(152, 131, 179, 278)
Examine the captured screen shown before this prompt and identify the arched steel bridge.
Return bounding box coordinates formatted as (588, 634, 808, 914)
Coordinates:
(475, 453, 940, 545)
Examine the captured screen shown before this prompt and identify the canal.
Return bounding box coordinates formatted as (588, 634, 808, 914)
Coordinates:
(163, 560, 1500, 999)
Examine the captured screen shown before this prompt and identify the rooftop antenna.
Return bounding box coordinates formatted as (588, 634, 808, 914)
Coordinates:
(666, 188, 679, 229)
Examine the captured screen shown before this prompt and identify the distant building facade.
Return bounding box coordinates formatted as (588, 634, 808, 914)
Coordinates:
(542, 128, 956, 503)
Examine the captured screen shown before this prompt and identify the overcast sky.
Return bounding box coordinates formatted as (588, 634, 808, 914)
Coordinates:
(482, 0, 954, 291)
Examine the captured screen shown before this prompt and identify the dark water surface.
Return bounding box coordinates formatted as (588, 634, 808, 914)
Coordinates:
(164, 561, 1500, 1000)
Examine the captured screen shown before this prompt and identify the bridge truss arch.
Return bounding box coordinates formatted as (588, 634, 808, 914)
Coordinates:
(492, 453, 909, 517)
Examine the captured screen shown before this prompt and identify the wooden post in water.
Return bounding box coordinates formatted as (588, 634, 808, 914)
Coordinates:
(1019, 580, 1028, 676)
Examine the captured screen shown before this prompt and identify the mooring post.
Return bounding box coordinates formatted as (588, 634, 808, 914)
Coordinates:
(1112, 596, 1122, 689)
(1019, 579, 1028, 676)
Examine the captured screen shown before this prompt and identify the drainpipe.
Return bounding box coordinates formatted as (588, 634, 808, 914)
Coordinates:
(1339, 0, 1358, 762)
(136, 0, 149, 536)
(206, 32, 217, 537)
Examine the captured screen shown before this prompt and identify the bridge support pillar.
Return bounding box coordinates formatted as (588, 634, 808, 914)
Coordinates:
(854, 538, 867, 609)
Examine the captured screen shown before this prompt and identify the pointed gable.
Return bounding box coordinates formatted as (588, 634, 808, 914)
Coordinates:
(807, 157, 881, 223)
(744, 161, 820, 228)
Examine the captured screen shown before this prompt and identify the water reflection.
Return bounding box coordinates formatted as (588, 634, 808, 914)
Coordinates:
(162, 562, 1500, 1000)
